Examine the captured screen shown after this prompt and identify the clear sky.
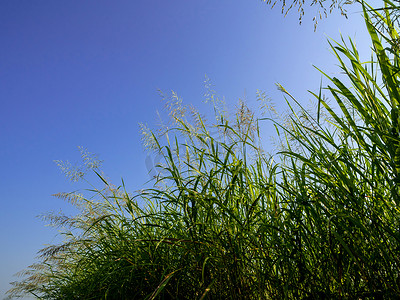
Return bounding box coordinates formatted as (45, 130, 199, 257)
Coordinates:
(0, 0, 371, 298)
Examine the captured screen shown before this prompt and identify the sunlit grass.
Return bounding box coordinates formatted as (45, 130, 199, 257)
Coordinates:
(7, 0, 400, 298)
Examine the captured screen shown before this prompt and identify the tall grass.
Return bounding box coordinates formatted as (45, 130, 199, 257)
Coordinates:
(7, 0, 400, 298)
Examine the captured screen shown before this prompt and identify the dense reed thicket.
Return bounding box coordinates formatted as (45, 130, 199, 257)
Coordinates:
(7, 1, 400, 299)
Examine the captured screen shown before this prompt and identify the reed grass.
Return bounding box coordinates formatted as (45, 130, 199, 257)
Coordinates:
(7, 0, 400, 298)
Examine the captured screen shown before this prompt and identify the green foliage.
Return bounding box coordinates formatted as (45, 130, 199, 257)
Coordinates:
(7, 1, 400, 298)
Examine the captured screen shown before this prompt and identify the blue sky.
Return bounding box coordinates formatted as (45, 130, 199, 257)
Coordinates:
(0, 0, 371, 298)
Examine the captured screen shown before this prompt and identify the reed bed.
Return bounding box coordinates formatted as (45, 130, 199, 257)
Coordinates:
(7, 1, 400, 298)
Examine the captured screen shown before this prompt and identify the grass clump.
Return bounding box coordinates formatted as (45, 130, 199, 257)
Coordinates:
(7, 0, 400, 299)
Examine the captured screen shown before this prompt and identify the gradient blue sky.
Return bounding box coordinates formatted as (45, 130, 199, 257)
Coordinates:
(1, 0, 371, 298)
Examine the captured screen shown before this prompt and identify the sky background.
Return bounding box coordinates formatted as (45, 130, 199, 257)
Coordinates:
(0, 0, 373, 298)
